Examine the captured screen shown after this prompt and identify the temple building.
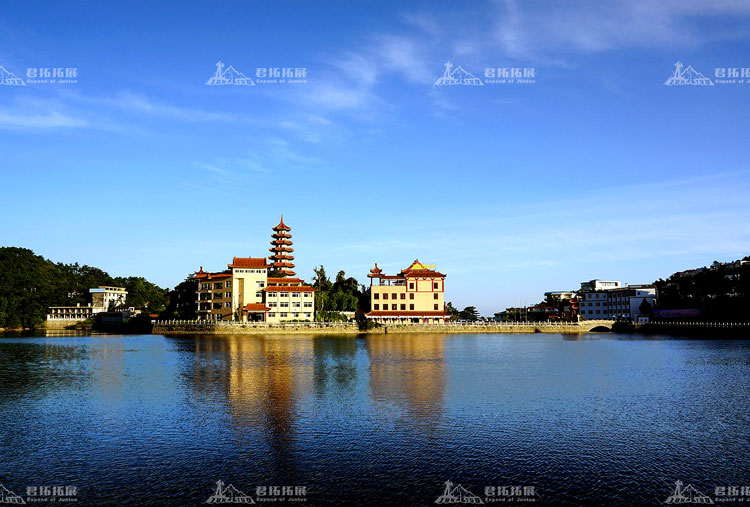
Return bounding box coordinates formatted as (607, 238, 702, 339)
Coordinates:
(365, 260, 450, 324)
(269, 215, 296, 277)
(194, 216, 315, 322)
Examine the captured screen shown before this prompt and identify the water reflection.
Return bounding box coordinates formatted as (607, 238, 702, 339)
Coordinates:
(366, 334, 446, 427)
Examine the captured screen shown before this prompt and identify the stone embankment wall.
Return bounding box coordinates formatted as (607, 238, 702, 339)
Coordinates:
(152, 320, 615, 336)
(152, 322, 361, 335)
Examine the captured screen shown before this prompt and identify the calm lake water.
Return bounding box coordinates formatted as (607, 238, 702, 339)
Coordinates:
(0, 332, 749, 506)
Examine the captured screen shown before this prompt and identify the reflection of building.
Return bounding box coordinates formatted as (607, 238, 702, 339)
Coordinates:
(365, 260, 450, 323)
(367, 334, 446, 424)
(193, 216, 315, 322)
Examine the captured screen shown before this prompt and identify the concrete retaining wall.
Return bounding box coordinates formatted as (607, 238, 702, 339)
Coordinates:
(152, 320, 614, 336)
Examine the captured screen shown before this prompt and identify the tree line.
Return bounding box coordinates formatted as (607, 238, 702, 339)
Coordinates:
(0, 247, 167, 329)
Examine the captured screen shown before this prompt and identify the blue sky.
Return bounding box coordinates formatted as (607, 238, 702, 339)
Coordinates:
(1, 0, 749, 315)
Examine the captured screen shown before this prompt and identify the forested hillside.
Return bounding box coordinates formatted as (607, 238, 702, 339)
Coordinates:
(0, 247, 167, 329)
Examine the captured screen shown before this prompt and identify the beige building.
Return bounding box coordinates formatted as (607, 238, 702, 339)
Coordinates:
(194, 216, 315, 323)
(365, 260, 450, 324)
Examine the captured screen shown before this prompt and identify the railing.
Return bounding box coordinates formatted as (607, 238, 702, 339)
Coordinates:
(647, 321, 750, 328)
(154, 320, 355, 328)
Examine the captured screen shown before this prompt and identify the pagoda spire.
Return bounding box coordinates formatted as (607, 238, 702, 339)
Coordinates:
(269, 214, 295, 276)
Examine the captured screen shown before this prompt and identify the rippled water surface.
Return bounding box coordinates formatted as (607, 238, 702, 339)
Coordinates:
(1, 332, 749, 506)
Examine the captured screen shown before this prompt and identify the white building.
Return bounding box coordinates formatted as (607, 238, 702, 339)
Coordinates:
(579, 284, 656, 321)
(580, 279, 622, 291)
(89, 286, 128, 309)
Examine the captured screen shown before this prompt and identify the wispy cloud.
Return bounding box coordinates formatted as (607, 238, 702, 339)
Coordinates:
(0, 109, 87, 129)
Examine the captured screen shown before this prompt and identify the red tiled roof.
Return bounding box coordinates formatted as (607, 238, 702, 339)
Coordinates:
(267, 277, 304, 284)
(264, 286, 316, 293)
(273, 214, 291, 231)
(244, 303, 269, 312)
(194, 271, 232, 280)
(228, 257, 267, 269)
(365, 311, 450, 317)
(402, 269, 446, 278)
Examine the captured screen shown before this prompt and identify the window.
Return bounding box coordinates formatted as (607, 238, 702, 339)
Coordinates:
(304, 293, 311, 298)
(268, 292, 277, 298)
(214, 283, 223, 289)
(305, 313, 311, 318)
(225, 292, 232, 298)
(292, 293, 300, 297)
(213, 303, 222, 309)
(374, 293, 379, 300)
(293, 302, 300, 307)
(409, 293, 414, 300)
(409, 283, 414, 289)
(391, 304, 397, 310)
(268, 312, 276, 317)
(434, 304, 439, 310)
(304, 302, 312, 307)
(256, 292, 262, 299)
(433, 293, 438, 300)
(226, 281, 232, 288)
(269, 302, 277, 307)
(409, 304, 414, 310)
(280, 312, 288, 318)
(280, 302, 289, 308)
(400, 304, 406, 310)
(434, 282, 439, 290)
(293, 313, 299, 318)
(225, 302, 231, 308)
(201, 283, 210, 290)
(374, 304, 379, 310)
(213, 293, 222, 300)
(281, 292, 289, 297)
(400, 293, 405, 300)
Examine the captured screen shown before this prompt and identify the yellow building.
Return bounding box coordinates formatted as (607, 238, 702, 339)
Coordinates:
(194, 216, 316, 322)
(365, 260, 450, 324)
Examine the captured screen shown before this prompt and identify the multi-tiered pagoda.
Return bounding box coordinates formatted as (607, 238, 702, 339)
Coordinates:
(269, 215, 296, 276)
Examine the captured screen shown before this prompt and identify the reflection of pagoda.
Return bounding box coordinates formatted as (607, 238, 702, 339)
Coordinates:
(269, 215, 296, 277)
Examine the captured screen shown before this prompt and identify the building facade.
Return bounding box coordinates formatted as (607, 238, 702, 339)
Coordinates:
(194, 217, 315, 323)
(365, 260, 450, 323)
(578, 284, 656, 321)
(89, 286, 128, 309)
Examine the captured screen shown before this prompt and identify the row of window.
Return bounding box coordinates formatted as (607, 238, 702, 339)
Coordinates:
(268, 312, 312, 318)
(234, 269, 266, 274)
(268, 302, 314, 308)
(267, 292, 312, 298)
(374, 304, 440, 311)
(374, 292, 441, 300)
